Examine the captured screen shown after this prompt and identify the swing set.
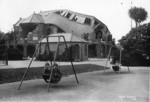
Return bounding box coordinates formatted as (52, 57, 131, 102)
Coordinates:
(104, 44, 130, 73)
(18, 35, 79, 92)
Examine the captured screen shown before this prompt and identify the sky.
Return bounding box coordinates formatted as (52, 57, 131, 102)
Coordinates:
(0, 0, 150, 41)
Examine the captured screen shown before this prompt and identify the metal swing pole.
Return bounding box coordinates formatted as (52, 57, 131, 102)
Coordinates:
(18, 36, 44, 90)
(47, 36, 60, 92)
(62, 36, 79, 84)
(127, 66, 130, 72)
(46, 36, 52, 65)
(104, 46, 112, 73)
(119, 46, 122, 73)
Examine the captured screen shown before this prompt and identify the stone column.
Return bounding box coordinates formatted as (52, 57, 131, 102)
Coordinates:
(80, 43, 82, 61)
(23, 44, 27, 58)
(96, 43, 102, 58)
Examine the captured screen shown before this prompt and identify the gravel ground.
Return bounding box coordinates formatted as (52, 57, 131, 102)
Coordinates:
(0, 66, 149, 102)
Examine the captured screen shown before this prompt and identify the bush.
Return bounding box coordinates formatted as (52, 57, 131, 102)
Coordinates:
(111, 49, 150, 66)
(7, 47, 23, 60)
(118, 23, 150, 66)
(36, 46, 74, 62)
(36, 52, 54, 61)
(56, 46, 74, 61)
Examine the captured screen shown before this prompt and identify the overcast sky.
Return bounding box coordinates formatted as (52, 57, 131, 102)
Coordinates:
(0, 0, 150, 41)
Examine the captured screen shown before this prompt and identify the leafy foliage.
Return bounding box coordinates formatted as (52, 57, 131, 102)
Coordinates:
(35, 46, 73, 61)
(129, 7, 148, 27)
(35, 52, 54, 61)
(118, 23, 150, 66)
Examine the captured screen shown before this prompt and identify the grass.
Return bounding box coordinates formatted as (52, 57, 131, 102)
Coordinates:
(0, 64, 109, 84)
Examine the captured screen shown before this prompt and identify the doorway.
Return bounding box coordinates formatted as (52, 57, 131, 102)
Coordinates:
(88, 44, 97, 58)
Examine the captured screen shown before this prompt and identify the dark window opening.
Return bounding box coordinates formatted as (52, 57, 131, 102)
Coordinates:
(66, 12, 71, 18)
(55, 11, 62, 15)
(72, 15, 77, 21)
(61, 11, 67, 17)
(88, 44, 97, 58)
(84, 18, 91, 25)
(94, 20, 99, 26)
(27, 45, 35, 57)
(96, 30, 102, 39)
(107, 35, 112, 42)
(98, 25, 104, 29)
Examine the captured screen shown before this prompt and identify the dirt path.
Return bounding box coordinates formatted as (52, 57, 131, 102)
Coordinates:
(0, 67, 149, 102)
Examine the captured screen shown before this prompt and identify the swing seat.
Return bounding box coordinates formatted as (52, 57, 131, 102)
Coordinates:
(112, 66, 120, 71)
(42, 68, 62, 84)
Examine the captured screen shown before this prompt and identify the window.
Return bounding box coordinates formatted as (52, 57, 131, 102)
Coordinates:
(84, 18, 91, 25)
(107, 35, 112, 42)
(66, 12, 71, 18)
(94, 20, 99, 26)
(76, 16, 85, 23)
(69, 14, 75, 20)
(96, 30, 102, 39)
(72, 15, 77, 21)
(61, 11, 67, 16)
(55, 11, 62, 15)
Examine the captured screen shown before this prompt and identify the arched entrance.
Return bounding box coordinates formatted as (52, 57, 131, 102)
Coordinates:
(27, 45, 35, 57)
(73, 44, 80, 61)
(88, 44, 97, 58)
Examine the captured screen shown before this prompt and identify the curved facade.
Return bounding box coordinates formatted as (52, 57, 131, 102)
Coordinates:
(13, 9, 113, 59)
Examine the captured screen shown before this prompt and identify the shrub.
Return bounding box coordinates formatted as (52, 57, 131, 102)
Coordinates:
(7, 47, 23, 60)
(36, 52, 54, 61)
(118, 23, 150, 66)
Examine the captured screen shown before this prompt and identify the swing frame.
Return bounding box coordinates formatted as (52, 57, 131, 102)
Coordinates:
(18, 35, 79, 92)
(104, 44, 130, 73)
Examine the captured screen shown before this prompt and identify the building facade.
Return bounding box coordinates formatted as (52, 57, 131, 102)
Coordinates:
(13, 9, 113, 60)
(38, 33, 88, 61)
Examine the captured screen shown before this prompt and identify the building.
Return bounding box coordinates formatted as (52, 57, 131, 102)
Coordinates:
(13, 9, 113, 59)
(39, 33, 88, 61)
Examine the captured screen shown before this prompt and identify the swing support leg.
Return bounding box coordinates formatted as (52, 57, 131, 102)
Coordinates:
(18, 36, 44, 90)
(104, 46, 112, 73)
(63, 36, 79, 84)
(127, 66, 130, 72)
(18, 43, 40, 90)
(46, 37, 52, 65)
(118, 46, 123, 73)
(47, 36, 60, 92)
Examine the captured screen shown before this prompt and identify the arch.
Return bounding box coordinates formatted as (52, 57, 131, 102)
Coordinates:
(73, 44, 80, 61)
(88, 44, 97, 58)
(95, 30, 102, 39)
(27, 45, 36, 57)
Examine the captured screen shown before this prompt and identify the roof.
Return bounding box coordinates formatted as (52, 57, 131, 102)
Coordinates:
(58, 9, 95, 19)
(39, 9, 95, 20)
(21, 13, 44, 24)
(17, 9, 111, 36)
(43, 12, 93, 35)
(41, 33, 87, 43)
(14, 18, 25, 27)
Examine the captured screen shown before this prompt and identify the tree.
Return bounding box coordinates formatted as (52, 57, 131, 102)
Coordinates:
(0, 31, 4, 40)
(129, 7, 148, 28)
(118, 23, 150, 66)
(1, 31, 14, 43)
